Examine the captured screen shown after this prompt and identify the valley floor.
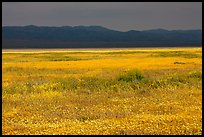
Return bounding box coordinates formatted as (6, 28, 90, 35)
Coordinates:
(2, 47, 202, 135)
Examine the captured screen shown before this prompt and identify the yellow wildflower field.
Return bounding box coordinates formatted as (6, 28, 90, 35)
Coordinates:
(2, 47, 202, 135)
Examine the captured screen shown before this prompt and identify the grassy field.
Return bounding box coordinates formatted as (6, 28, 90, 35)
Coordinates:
(2, 47, 202, 135)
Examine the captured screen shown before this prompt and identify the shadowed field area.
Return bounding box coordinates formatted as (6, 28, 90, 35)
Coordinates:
(2, 47, 202, 135)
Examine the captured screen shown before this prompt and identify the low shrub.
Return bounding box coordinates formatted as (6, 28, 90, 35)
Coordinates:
(118, 69, 144, 82)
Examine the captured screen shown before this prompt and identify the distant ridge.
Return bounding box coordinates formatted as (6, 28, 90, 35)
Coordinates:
(2, 25, 202, 49)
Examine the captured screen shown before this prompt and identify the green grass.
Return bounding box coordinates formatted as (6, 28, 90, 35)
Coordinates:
(118, 69, 145, 82)
(151, 51, 202, 58)
(3, 68, 201, 96)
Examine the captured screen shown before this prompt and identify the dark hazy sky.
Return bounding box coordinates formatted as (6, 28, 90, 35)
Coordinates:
(2, 2, 202, 31)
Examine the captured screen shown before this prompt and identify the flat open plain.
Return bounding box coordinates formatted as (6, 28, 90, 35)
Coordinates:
(2, 47, 202, 135)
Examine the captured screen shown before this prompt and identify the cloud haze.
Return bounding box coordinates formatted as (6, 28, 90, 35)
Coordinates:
(2, 2, 202, 31)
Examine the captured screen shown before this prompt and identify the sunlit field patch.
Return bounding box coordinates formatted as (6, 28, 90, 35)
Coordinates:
(2, 47, 202, 135)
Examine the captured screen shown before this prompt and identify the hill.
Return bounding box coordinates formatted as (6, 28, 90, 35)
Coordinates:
(2, 25, 202, 48)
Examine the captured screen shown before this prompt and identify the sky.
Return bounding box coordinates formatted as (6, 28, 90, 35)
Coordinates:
(2, 2, 202, 31)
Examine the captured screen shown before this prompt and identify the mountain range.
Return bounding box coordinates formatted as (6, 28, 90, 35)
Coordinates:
(2, 25, 202, 48)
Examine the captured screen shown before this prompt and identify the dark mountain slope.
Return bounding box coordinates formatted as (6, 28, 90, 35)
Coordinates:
(2, 25, 202, 48)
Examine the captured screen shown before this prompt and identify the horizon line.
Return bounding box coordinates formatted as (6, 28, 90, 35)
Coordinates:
(2, 25, 202, 32)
